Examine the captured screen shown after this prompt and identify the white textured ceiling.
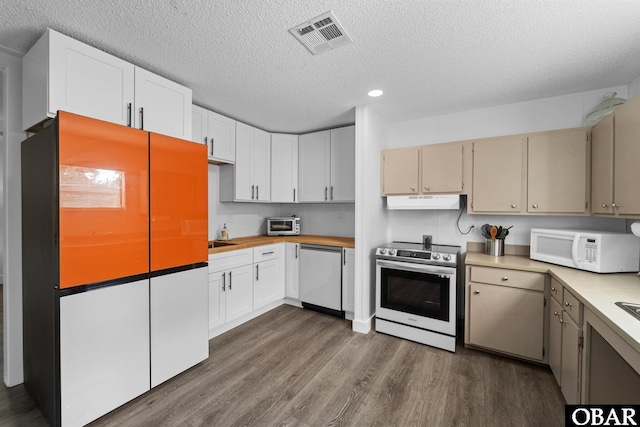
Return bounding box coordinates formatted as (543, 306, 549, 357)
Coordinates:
(1, 0, 640, 133)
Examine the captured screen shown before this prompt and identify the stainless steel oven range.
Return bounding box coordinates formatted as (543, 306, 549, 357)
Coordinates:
(375, 241, 459, 352)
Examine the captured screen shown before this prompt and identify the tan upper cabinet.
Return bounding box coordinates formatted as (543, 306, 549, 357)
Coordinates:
(471, 135, 526, 213)
(613, 94, 640, 216)
(591, 115, 614, 215)
(381, 141, 465, 196)
(527, 128, 589, 214)
(421, 142, 464, 193)
(380, 146, 420, 195)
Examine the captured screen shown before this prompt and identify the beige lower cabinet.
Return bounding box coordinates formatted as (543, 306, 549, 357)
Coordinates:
(547, 278, 583, 404)
(465, 266, 546, 362)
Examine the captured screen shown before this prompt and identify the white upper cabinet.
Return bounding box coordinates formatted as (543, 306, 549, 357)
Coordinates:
(23, 28, 192, 140)
(192, 105, 207, 145)
(23, 28, 134, 131)
(299, 125, 355, 202)
(271, 134, 299, 203)
(207, 110, 236, 164)
(134, 67, 192, 140)
(192, 105, 236, 164)
(299, 130, 331, 202)
(330, 126, 356, 202)
(220, 122, 270, 202)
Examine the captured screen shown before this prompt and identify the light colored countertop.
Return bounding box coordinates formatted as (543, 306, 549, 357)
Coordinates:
(465, 252, 640, 354)
(208, 234, 355, 255)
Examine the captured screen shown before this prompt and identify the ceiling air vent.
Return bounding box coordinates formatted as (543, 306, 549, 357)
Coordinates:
(289, 11, 353, 55)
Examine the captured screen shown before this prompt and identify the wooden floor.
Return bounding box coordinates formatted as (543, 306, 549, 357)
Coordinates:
(1, 301, 565, 426)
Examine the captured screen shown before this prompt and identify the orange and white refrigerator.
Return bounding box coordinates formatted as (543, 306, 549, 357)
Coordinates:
(21, 111, 208, 426)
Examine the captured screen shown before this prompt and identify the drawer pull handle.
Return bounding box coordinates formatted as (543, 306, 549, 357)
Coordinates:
(511, 204, 517, 208)
(501, 276, 508, 281)
(559, 318, 565, 324)
(602, 203, 608, 208)
(474, 290, 480, 294)
(262, 251, 275, 256)
(551, 287, 556, 292)
(565, 302, 572, 307)
(553, 311, 559, 316)
(532, 204, 539, 209)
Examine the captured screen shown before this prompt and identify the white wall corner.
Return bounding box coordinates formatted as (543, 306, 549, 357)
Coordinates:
(628, 74, 640, 99)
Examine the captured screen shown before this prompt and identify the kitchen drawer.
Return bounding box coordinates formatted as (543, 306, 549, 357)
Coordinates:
(550, 277, 563, 303)
(563, 288, 583, 324)
(253, 243, 282, 263)
(209, 248, 253, 272)
(469, 266, 545, 291)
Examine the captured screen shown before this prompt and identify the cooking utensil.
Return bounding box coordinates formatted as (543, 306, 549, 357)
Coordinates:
(481, 224, 491, 239)
(490, 226, 497, 240)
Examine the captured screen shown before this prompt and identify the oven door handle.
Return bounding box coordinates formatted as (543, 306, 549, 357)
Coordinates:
(376, 259, 455, 276)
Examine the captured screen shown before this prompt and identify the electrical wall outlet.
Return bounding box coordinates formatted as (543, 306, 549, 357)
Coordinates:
(423, 235, 432, 248)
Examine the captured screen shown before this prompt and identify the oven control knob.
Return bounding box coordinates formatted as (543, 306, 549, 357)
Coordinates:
(379, 248, 387, 254)
(443, 254, 452, 261)
(432, 252, 440, 260)
(388, 249, 396, 255)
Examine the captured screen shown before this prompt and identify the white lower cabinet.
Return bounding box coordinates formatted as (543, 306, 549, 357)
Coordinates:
(285, 243, 300, 302)
(342, 248, 355, 319)
(209, 264, 254, 330)
(60, 280, 150, 427)
(150, 267, 209, 388)
(253, 244, 285, 310)
(208, 245, 286, 337)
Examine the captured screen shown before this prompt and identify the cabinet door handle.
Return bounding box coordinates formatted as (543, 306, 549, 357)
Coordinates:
(331, 186, 334, 200)
(343, 248, 346, 265)
(560, 318, 565, 324)
(602, 203, 609, 208)
(256, 264, 259, 281)
(565, 301, 572, 308)
(501, 276, 508, 281)
(410, 186, 416, 192)
(532, 204, 539, 209)
(325, 187, 328, 201)
(295, 244, 299, 259)
(222, 272, 226, 291)
(612, 203, 619, 208)
(256, 185, 259, 200)
(474, 290, 480, 294)
(127, 103, 132, 127)
(551, 287, 556, 292)
(210, 138, 214, 156)
(511, 204, 517, 209)
(424, 185, 430, 191)
(204, 136, 208, 145)
(251, 185, 255, 200)
(293, 188, 296, 202)
(229, 271, 232, 289)
(139, 107, 144, 130)
(553, 311, 559, 317)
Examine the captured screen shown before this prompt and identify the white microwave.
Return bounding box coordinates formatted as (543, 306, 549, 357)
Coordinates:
(530, 228, 640, 273)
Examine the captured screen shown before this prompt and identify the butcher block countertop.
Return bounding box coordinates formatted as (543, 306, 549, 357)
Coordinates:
(466, 252, 640, 355)
(208, 234, 355, 255)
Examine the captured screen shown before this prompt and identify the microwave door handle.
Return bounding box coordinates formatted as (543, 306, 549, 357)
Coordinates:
(571, 234, 581, 267)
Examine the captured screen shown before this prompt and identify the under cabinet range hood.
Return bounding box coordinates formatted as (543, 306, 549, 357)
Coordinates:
(386, 195, 461, 210)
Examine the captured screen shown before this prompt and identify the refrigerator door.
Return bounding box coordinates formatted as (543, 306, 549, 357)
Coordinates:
(60, 279, 150, 426)
(150, 267, 209, 387)
(150, 133, 208, 271)
(58, 111, 149, 289)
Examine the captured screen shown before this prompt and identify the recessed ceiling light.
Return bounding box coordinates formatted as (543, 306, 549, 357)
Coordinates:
(368, 89, 383, 97)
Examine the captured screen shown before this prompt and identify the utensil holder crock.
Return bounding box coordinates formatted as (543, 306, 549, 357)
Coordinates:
(485, 239, 505, 256)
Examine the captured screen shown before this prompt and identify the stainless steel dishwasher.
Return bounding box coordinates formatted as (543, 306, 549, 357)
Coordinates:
(299, 244, 344, 317)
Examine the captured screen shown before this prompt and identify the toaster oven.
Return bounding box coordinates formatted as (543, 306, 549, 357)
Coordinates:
(267, 217, 300, 236)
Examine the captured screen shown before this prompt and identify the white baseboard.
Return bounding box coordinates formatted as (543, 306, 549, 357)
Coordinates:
(209, 299, 284, 340)
(351, 315, 373, 334)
